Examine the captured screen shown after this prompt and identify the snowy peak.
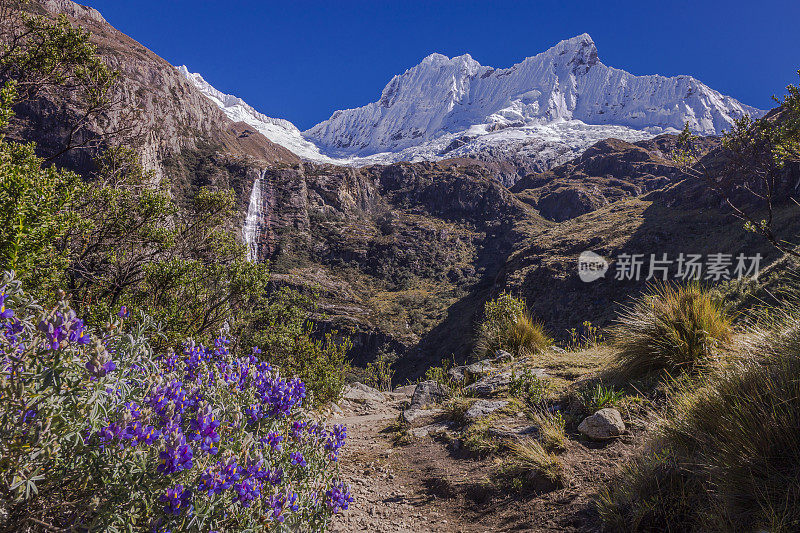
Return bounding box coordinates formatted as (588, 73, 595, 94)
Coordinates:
(177, 66, 335, 163)
(179, 36, 764, 175)
(305, 34, 764, 157)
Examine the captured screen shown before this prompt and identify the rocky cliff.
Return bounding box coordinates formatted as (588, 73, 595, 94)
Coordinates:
(9, 0, 299, 186)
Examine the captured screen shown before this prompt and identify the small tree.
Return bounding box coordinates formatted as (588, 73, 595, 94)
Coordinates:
(672, 70, 800, 258)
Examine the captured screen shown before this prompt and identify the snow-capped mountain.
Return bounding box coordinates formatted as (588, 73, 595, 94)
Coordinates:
(306, 34, 762, 156)
(179, 34, 764, 173)
(176, 66, 337, 163)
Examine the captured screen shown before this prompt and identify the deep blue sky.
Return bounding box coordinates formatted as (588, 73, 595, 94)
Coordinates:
(86, 0, 799, 130)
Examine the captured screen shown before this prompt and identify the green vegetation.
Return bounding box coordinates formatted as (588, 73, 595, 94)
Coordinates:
(577, 381, 625, 413)
(530, 410, 567, 453)
(475, 292, 552, 358)
(0, 7, 349, 407)
(566, 320, 604, 351)
(498, 438, 566, 491)
(361, 345, 396, 391)
(610, 283, 733, 379)
(508, 367, 550, 408)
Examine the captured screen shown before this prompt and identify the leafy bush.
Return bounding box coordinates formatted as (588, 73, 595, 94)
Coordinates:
(509, 368, 550, 408)
(0, 276, 352, 531)
(610, 283, 733, 379)
(475, 292, 552, 358)
(363, 347, 396, 392)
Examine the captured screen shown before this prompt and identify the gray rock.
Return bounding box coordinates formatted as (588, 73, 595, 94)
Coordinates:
(492, 349, 514, 363)
(447, 359, 493, 382)
(402, 407, 443, 424)
(342, 382, 385, 404)
(549, 346, 567, 354)
(446, 366, 466, 382)
(463, 371, 514, 397)
(464, 359, 494, 379)
(464, 400, 508, 421)
(410, 381, 447, 409)
(578, 408, 625, 440)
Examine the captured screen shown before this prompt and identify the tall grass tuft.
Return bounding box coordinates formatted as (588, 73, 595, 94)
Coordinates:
(599, 311, 800, 532)
(503, 438, 566, 488)
(610, 282, 733, 379)
(475, 292, 553, 358)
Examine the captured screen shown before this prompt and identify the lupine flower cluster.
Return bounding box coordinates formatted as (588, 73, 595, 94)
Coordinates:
(0, 275, 352, 532)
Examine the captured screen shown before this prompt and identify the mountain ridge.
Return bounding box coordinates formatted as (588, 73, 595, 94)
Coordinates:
(180, 33, 763, 178)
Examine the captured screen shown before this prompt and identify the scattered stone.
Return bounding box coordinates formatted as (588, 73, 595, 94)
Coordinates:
(402, 408, 443, 424)
(492, 349, 514, 363)
(578, 408, 625, 440)
(409, 381, 447, 409)
(464, 399, 508, 421)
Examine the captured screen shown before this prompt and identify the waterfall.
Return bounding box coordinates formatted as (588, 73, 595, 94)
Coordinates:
(243, 169, 265, 262)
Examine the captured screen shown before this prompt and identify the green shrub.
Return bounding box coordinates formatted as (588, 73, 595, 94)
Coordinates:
(610, 283, 733, 379)
(577, 382, 625, 413)
(475, 292, 552, 358)
(0, 276, 352, 531)
(363, 345, 396, 391)
(509, 368, 550, 408)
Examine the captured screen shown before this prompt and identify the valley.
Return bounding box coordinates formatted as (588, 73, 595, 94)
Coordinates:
(2, 1, 799, 532)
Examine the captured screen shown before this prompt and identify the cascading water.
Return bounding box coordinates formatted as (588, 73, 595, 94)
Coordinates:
(243, 169, 265, 262)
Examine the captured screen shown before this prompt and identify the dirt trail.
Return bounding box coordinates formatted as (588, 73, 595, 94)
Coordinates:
(328, 383, 634, 533)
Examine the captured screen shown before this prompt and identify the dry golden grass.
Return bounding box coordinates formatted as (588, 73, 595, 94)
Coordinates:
(610, 282, 734, 379)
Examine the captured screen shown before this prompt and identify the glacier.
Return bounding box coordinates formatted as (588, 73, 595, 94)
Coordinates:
(178, 33, 764, 172)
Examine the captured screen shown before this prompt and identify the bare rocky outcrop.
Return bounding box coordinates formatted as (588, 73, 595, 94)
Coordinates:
(11, 0, 299, 185)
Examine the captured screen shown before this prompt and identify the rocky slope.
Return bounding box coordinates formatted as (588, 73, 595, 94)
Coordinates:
(10, 0, 299, 188)
(511, 135, 719, 221)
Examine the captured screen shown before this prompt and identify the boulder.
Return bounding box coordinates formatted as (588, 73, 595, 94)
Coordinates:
(342, 382, 385, 404)
(447, 359, 493, 382)
(410, 381, 447, 409)
(463, 371, 514, 397)
(578, 408, 625, 440)
(464, 400, 508, 422)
